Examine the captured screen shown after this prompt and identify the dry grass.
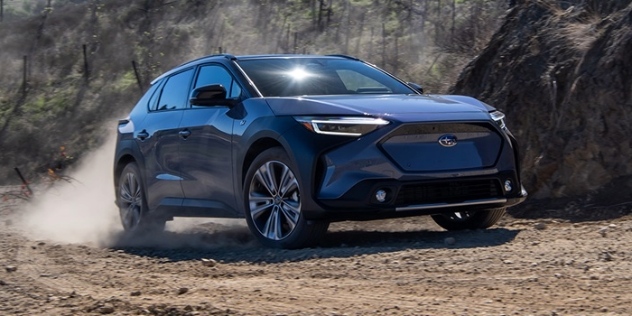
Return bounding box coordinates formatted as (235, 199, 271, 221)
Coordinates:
(0, 0, 508, 184)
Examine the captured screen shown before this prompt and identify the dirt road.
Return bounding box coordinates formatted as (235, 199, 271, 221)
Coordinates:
(2, 203, 632, 315)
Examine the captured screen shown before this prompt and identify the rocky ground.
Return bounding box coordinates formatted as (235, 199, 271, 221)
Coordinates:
(2, 198, 632, 315)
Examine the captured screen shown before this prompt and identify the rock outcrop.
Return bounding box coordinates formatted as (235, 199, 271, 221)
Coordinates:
(453, 0, 632, 203)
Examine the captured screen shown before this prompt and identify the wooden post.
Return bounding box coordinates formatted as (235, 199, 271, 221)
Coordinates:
(326, 1, 332, 24)
(369, 27, 374, 58)
(82, 44, 89, 81)
(311, 0, 316, 28)
(343, 0, 350, 54)
(286, 24, 291, 52)
(131, 60, 143, 94)
(14, 167, 33, 197)
(318, 0, 324, 29)
(22, 56, 28, 95)
(381, 23, 386, 69)
(394, 33, 399, 74)
(451, 0, 456, 40)
(435, 0, 442, 44)
(354, 12, 365, 58)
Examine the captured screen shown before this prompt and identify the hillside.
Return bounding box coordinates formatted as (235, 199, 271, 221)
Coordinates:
(5, 0, 629, 211)
(453, 0, 632, 208)
(0, 0, 505, 185)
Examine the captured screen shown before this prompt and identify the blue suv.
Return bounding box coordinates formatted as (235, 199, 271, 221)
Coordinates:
(114, 54, 527, 248)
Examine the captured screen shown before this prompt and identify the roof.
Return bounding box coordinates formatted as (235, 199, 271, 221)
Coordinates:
(150, 54, 359, 85)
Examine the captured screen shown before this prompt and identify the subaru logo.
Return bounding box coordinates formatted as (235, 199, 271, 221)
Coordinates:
(438, 134, 457, 147)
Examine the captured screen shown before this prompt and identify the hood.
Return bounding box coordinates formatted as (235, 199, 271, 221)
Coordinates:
(265, 94, 493, 122)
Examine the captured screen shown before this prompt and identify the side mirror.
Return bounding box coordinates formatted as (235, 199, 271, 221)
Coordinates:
(190, 84, 236, 106)
(407, 82, 424, 94)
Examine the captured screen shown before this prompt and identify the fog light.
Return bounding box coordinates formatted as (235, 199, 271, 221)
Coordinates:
(504, 180, 513, 192)
(375, 189, 387, 203)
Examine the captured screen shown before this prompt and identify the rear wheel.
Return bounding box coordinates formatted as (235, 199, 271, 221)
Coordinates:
(244, 147, 328, 249)
(431, 207, 506, 231)
(118, 162, 165, 234)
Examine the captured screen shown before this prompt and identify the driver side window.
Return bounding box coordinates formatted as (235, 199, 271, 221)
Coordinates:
(195, 65, 242, 99)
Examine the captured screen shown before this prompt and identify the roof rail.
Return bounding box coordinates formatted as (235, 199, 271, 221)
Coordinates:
(326, 54, 360, 61)
(150, 54, 237, 85)
(177, 53, 236, 67)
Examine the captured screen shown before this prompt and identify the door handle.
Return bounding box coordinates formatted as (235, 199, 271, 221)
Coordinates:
(137, 130, 149, 141)
(179, 129, 191, 139)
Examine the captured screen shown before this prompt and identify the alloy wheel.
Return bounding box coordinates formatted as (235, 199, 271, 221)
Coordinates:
(119, 170, 143, 230)
(248, 160, 301, 241)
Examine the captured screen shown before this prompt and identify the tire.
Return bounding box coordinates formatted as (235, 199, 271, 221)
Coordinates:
(117, 162, 165, 234)
(431, 207, 506, 231)
(243, 147, 329, 249)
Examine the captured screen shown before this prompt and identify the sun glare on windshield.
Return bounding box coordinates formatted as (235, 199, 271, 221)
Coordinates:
(286, 68, 312, 80)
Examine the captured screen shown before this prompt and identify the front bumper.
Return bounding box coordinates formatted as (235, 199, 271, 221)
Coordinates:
(300, 120, 526, 220)
(306, 175, 527, 221)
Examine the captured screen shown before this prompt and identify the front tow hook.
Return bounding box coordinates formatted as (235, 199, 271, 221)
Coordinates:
(137, 130, 149, 141)
(179, 129, 191, 139)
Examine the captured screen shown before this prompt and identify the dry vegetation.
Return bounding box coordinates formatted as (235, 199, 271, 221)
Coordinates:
(1, 0, 631, 206)
(0, 0, 507, 186)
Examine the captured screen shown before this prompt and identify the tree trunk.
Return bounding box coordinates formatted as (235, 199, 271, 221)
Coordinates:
(435, 0, 442, 44)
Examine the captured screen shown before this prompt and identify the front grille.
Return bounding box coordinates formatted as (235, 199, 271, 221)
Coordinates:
(395, 179, 502, 206)
(380, 122, 503, 172)
(386, 123, 494, 136)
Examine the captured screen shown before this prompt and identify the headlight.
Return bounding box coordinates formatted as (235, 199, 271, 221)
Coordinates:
(490, 111, 506, 130)
(294, 117, 390, 137)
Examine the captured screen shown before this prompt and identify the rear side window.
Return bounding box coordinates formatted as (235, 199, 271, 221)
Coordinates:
(154, 68, 194, 111)
(147, 79, 165, 111)
(132, 80, 162, 112)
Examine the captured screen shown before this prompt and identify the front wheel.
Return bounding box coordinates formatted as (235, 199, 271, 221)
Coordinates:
(118, 162, 165, 234)
(431, 207, 506, 231)
(243, 147, 328, 249)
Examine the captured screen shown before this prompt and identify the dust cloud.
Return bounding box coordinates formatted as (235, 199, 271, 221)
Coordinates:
(17, 131, 253, 249)
(18, 134, 122, 246)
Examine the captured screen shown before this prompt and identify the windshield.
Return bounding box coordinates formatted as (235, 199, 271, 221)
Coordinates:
(236, 58, 416, 97)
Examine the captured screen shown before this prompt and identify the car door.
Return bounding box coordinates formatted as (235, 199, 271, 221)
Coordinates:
(137, 68, 194, 211)
(178, 64, 243, 215)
